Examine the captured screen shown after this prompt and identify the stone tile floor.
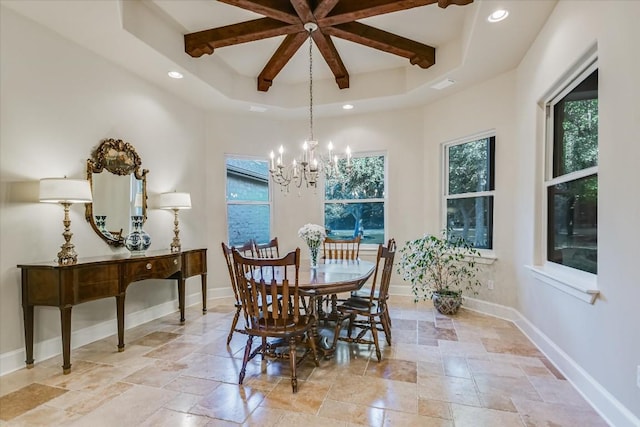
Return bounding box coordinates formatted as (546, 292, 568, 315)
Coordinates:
(0, 296, 608, 426)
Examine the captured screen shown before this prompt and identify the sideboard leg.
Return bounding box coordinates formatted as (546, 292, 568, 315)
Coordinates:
(23, 305, 34, 368)
(178, 278, 186, 323)
(201, 273, 207, 313)
(116, 294, 126, 352)
(60, 306, 72, 374)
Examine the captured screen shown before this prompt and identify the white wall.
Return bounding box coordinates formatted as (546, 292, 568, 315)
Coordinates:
(514, 1, 640, 424)
(0, 7, 207, 359)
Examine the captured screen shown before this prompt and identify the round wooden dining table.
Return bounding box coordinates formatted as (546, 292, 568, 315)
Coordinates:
(297, 259, 376, 295)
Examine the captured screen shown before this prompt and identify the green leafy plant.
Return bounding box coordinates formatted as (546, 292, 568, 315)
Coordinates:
(397, 230, 482, 302)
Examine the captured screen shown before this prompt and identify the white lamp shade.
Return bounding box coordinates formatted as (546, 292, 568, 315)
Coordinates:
(39, 178, 92, 203)
(157, 192, 191, 210)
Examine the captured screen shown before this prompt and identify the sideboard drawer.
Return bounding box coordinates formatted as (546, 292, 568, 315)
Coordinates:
(124, 255, 181, 283)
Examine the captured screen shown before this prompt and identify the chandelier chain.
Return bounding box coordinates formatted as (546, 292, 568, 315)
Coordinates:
(308, 28, 313, 142)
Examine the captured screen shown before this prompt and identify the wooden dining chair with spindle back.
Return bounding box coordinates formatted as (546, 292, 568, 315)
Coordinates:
(322, 235, 361, 317)
(332, 239, 396, 362)
(232, 248, 319, 393)
(221, 240, 255, 345)
(253, 237, 279, 259)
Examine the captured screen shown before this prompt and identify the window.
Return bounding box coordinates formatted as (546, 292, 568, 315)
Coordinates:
(546, 67, 598, 274)
(324, 153, 385, 245)
(225, 157, 271, 247)
(444, 134, 495, 249)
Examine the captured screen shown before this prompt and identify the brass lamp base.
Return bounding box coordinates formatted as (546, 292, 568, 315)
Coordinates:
(57, 202, 79, 265)
(170, 208, 182, 252)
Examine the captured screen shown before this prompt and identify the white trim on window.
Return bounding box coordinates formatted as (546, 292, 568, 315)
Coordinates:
(534, 50, 599, 302)
(441, 130, 496, 251)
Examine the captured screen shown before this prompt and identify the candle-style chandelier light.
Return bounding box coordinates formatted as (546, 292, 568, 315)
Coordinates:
(269, 22, 351, 191)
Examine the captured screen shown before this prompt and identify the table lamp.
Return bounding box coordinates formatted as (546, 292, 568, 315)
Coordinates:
(39, 177, 93, 265)
(157, 191, 191, 252)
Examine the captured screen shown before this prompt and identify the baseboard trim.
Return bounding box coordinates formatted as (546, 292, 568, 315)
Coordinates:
(461, 296, 638, 427)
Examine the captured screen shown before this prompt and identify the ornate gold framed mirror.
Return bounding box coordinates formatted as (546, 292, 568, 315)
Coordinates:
(85, 138, 148, 247)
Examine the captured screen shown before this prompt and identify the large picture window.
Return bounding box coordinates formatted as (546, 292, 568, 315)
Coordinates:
(444, 134, 495, 250)
(546, 66, 598, 274)
(324, 153, 386, 245)
(225, 157, 271, 247)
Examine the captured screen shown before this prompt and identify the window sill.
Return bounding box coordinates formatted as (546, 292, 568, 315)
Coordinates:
(525, 265, 599, 304)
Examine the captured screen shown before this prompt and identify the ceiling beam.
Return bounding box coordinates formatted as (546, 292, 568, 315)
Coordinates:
(312, 31, 349, 89)
(185, 18, 302, 57)
(319, 0, 472, 26)
(289, 0, 315, 23)
(313, 0, 341, 19)
(257, 32, 309, 91)
(217, 0, 300, 24)
(324, 22, 435, 68)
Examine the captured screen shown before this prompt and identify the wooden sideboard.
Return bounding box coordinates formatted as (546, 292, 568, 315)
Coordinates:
(18, 248, 207, 374)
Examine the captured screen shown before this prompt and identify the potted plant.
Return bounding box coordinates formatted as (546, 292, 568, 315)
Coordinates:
(397, 230, 482, 315)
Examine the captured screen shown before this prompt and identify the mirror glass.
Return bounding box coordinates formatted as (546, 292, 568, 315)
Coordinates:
(85, 138, 148, 246)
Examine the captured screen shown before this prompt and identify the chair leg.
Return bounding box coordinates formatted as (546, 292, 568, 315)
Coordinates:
(289, 336, 298, 393)
(381, 311, 392, 346)
(227, 305, 241, 345)
(370, 315, 382, 362)
(239, 335, 253, 384)
(307, 332, 320, 367)
(332, 313, 345, 349)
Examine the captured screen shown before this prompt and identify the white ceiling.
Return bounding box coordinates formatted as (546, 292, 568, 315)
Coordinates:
(2, 0, 557, 119)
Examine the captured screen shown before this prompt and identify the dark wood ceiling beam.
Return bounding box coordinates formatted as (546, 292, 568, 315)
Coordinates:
(313, 0, 340, 19)
(257, 32, 309, 91)
(312, 31, 349, 88)
(290, 0, 315, 23)
(185, 18, 302, 57)
(217, 0, 300, 24)
(318, 0, 472, 26)
(324, 22, 435, 69)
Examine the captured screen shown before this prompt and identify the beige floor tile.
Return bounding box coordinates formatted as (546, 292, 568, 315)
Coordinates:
(190, 383, 265, 424)
(138, 407, 212, 426)
(317, 398, 385, 426)
(451, 403, 525, 426)
(365, 358, 417, 383)
(8, 404, 82, 426)
(67, 384, 179, 426)
(0, 383, 67, 421)
(383, 409, 454, 426)
(512, 397, 609, 427)
(473, 373, 542, 402)
(417, 374, 480, 407)
(442, 355, 471, 379)
(329, 374, 418, 413)
(418, 398, 452, 419)
(163, 375, 221, 395)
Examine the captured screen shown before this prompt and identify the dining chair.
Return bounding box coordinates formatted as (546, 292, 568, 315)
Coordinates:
(332, 238, 396, 362)
(232, 248, 319, 393)
(253, 237, 279, 258)
(221, 241, 255, 345)
(322, 235, 362, 317)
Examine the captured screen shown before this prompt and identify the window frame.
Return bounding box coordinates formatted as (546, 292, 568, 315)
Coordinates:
(442, 130, 496, 254)
(224, 154, 273, 246)
(543, 60, 598, 276)
(323, 150, 387, 250)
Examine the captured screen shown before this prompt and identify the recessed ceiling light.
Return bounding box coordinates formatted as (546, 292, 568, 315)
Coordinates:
(249, 105, 267, 113)
(430, 78, 456, 90)
(342, 104, 354, 110)
(167, 71, 184, 79)
(487, 9, 509, 23)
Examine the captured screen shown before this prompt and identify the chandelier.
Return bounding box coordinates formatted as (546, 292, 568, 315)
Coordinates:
(269, 22, 351, 191)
